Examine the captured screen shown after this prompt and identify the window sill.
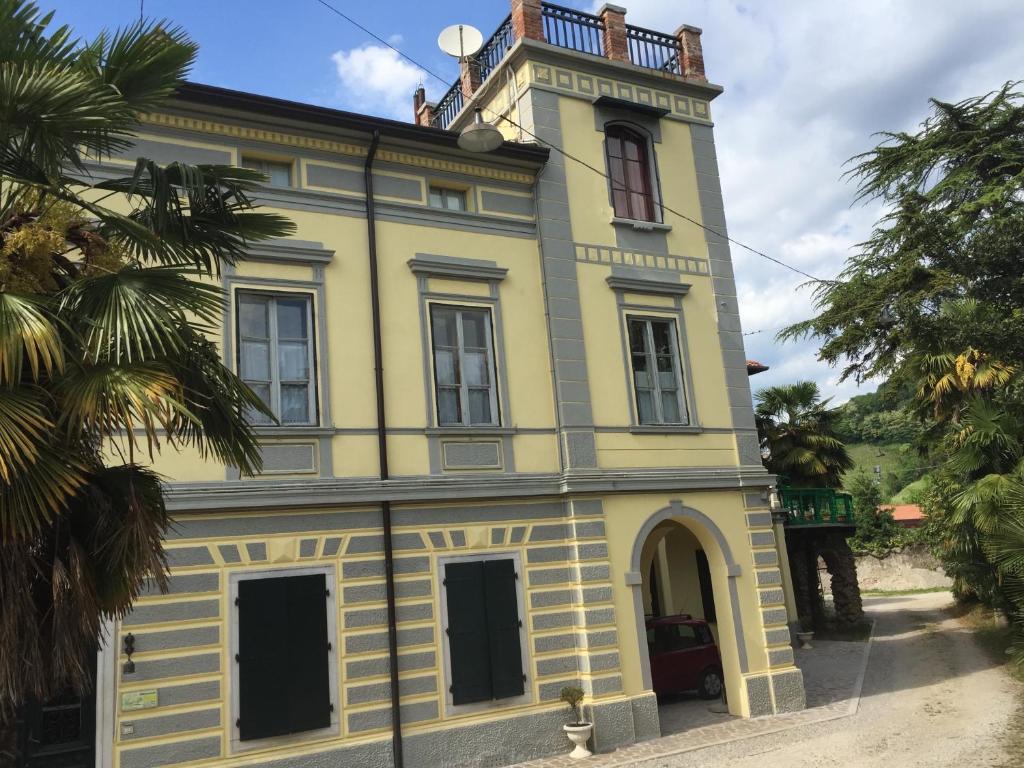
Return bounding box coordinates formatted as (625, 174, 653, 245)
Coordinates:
(253, 425, 331, 436)
(426, 426, 512, 436)
(611, 217, 672, 233)
(629, 424, 702, 434)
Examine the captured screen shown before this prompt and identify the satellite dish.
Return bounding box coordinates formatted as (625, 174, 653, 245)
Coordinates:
(438, 24, 484, 59)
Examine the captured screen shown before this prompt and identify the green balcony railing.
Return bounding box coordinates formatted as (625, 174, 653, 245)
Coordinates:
(779, 487, 855, 526)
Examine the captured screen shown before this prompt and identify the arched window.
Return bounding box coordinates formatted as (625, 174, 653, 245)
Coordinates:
(605, 125, 655, 222)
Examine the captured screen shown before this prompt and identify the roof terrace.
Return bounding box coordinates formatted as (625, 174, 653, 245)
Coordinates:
(413, 1, 707, 131)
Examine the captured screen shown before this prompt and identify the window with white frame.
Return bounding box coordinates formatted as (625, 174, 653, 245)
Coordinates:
(237, 292, 317, 425)
(429, 305, 499, 426)
(241, 156, 293, 187)
(627, 316, 688, 425)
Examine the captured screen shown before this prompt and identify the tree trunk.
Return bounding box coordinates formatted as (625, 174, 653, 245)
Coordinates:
(825, 538, 864, 626)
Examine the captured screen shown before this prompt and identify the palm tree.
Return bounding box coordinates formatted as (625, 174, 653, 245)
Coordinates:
(0, 0, 293, 731)
(754, 381, 853, 487)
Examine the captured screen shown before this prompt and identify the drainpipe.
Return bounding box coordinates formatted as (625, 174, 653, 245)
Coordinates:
(364, 129, 404, 768)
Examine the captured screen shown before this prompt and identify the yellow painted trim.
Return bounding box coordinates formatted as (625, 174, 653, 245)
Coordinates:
(141, 113, 536, 184)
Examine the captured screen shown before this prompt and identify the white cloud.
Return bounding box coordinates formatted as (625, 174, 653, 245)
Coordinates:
(590, 0, 1023, 402)
(331, 44, 425, 120)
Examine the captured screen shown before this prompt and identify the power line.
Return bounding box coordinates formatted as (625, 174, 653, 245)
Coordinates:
(313, 0, 826, 284)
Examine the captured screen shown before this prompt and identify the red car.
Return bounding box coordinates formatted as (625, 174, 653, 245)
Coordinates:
(646, 615, 724, 699)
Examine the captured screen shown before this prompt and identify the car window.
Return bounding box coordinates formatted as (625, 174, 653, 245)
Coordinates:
(698, 625, 713, 645)
(663, 624, 701, 651)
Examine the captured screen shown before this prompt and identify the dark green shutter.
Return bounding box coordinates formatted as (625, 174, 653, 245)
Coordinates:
(237, 574, 331, 740)
(695, 550, 716, 623)
(483, 559, 525, 700)
(444, 561, 492, 705)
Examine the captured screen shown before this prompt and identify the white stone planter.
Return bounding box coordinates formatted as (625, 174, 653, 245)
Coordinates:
(563, 723, 593, 759)
(796, 631, 814, 649)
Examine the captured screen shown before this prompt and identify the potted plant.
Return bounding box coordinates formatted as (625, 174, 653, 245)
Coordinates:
(796, 615, 814, 649)
(559, 686, 593, 759)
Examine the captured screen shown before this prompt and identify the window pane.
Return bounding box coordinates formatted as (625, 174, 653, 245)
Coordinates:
(611, 189, 630, 218)
(661, 392, 682, 423)
(468, 389, 492, 424)
(239, 297, 269, 338)
(245, 383, 272, 425)
(650, 321, 672, 353)
(629, 192, 651, 221)
(628, 321, 647, 355)
(266, 163, 291, 187)
(280, 384, 310, 424)
(429, 189, 444, 208)
(461, 311, 488, 349)
(431, 306, 457, 346)
(445, 190, 466, 211)
(606, 135, 623, 159)
(278, 341, 310, 381)
(434, 349, 458, 386)
(241, 341, 271, 381)
(277, 299, 308, 339)
(636, 390, 656, 424)
(623, 137, 641, 162)
(657, 355, 675, 374)
(464, 351, 489, 386)
(633, 366, 651, 389)
(438, 388, 461, 425)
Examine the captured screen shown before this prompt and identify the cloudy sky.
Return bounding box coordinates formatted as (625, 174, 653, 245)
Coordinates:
(54, 0, 1024, 403)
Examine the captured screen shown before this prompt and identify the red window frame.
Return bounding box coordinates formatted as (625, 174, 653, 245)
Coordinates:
(605, 125, 656, 222)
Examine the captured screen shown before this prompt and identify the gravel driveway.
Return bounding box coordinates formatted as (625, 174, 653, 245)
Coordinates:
(642, 592, 1020, 768)
(518, 592, 1021, 768)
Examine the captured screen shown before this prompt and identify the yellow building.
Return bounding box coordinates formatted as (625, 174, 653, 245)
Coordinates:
(89, 3, 804, 767)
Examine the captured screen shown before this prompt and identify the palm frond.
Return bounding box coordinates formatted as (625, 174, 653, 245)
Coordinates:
(0, 291, 64, 385)
(161, 326, 269, 476)
(56, 362, 193, 455)
(0, 440, 87, 538)
(0, 385, 52, 483)
(94, 162, 295, 273)
(59, 265, 223, 364)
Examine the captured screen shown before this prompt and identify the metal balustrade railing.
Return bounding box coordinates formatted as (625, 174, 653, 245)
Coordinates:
(430, 80, 464, 130)
(541, 3, 605, 57)
(429, 8, 691, 131)
(626, 24, 682, 75)
(779, 487, 856, 526)
(477, 14, 515, 84)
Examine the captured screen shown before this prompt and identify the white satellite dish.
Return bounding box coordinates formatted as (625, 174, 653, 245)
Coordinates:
(438, 24, 484, 59)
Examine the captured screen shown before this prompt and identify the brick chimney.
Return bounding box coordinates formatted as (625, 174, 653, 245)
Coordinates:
(459, 58, 481, 100)
(412, 86, 434, 127)
(676, 25, 706, 81)
(510, 0, 544, 42)
(598, 4, 629, 63)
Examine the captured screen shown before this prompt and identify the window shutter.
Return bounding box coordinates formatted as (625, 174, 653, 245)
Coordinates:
(284, 574, 332, 734)
(237, 574, 331, 741)
(444, 561, 492, 705)
(695, 550, 717, 623)
(483, 559, 525, 700)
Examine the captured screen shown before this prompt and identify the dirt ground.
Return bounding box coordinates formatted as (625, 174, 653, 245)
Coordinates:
(651, 592, 1022, 768)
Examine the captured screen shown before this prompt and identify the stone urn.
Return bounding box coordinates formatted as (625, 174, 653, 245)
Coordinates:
(563, 723, 593, 759)
(796, 630, 814, 649)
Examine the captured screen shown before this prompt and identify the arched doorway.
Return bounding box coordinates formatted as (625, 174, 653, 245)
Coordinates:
(628, 503, 746, 736)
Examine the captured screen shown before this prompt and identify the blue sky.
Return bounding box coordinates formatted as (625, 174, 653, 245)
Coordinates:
(48, 0, 1024, 404)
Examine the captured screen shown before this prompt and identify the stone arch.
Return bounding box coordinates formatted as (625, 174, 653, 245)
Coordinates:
(625, 500, 748, 691)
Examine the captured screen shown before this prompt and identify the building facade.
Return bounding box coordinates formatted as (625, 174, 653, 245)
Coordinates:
(84, 3, 805, 767)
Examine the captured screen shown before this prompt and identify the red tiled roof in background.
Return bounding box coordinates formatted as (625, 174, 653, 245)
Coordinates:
(746, 360, 769, 376)
(880, 503, 924, 527)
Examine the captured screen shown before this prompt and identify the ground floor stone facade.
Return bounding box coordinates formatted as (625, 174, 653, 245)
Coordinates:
(97, 488, 805, 768)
